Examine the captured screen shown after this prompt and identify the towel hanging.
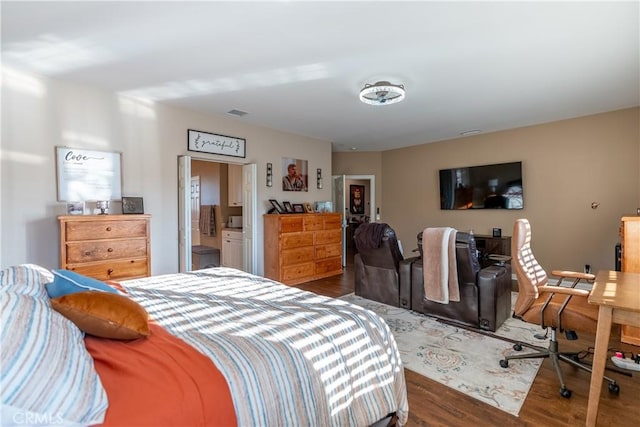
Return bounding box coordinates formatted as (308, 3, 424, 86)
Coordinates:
(199, 205, 217, 236)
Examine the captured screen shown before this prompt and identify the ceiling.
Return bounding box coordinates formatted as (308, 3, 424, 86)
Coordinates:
(2, 1, 638, 152)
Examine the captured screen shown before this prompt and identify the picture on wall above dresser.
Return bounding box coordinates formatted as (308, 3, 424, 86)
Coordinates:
(282, 157, 308, 192)
(55, 147, 122, 202)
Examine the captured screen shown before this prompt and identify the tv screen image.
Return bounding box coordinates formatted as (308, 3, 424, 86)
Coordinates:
(439, 161, 523, 210)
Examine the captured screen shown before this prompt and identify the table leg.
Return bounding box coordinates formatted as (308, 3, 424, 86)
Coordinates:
(586, 305, 613, 427)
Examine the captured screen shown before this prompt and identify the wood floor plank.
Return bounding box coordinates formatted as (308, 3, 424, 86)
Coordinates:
(295, 268, 638, 426)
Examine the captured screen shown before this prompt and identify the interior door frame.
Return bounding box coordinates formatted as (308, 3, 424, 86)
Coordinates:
(178, 156, 192, 272)
(332, 175, 346, 265)
(332, 174, 376, 266)
(178, 155, 257, 273)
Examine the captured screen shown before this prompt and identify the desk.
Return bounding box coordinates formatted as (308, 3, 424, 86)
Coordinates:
(586, 270, 640, 427)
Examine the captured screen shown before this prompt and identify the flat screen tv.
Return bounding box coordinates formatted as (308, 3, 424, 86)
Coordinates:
(439, 161, 523, 210)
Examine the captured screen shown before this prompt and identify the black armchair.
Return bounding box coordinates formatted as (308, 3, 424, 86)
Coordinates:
(354, 223, 416, 307)
(399, 230, 512, 331)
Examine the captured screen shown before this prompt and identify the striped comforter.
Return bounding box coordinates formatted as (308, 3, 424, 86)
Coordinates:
(121, 268, 408, 426)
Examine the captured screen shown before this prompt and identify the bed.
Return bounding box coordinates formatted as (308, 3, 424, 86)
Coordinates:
(1, 264, 408, 426)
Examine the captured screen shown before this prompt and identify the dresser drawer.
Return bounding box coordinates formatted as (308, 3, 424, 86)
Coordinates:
(316, 229, 341, 245)
(66, 220, 147, 241)
(323, 214, 342, 229)
(66, 259, 148, 281)
(222, 230, 242, 240)
(282, 262, 315, 281)
(315, 258, 342, 274)
(316, 243, 342, 260)
(66, 238, 148, 263)
(282, 247, 315, 266)
(281, 232, 314, 249)
(303, 216, 324, 231)
(280, 217, 304, 233)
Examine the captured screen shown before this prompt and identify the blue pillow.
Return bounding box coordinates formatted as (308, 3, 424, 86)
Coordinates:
(46, 269, 119, 299)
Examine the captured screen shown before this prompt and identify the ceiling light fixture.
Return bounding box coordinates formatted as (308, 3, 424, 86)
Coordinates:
(359, 81, 405, 106)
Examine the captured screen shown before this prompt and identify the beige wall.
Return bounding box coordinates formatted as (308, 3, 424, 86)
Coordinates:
(379, 108, 639, 272)
(3, 67, 637, 276)
(1, 69, 333, 275)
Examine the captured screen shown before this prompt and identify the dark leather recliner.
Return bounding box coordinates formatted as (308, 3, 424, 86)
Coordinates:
(354, 223, 416, 307)
(399, 231, 512, 331)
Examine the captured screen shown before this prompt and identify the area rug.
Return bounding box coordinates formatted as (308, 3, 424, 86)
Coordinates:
(340, 293, 548, 416)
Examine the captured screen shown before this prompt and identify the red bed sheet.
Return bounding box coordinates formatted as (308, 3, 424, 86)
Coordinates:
(85, 322, 237, 426)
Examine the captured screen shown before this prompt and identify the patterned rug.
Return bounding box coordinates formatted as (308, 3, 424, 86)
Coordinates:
(340, 293, 548, 416)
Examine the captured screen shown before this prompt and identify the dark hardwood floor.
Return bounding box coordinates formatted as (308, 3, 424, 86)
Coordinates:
(295, 267, 638, 426)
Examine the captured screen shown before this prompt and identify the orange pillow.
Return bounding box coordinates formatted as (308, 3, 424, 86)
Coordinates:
(51, 291, 150, 340)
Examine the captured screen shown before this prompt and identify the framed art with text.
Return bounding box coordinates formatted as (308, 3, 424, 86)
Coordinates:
(56, 147, 122, 202)
(188, 129, 246, 158)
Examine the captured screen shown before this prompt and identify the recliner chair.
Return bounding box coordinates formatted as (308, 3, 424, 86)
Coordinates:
(400, 230, 512, 331)
(354, 223, 415, 307)
(499, 218, 620, 398)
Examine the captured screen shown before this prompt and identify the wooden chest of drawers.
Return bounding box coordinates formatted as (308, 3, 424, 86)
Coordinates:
(264, 213, 342, 285)
(59, 214, 151, 281)
(620, 216, 640, 346)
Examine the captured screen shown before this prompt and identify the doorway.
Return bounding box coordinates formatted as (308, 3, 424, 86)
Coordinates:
(332, 174, 376, 267)
(178, 156, 257, 274)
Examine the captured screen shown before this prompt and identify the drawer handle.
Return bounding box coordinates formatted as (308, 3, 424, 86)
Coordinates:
(107, 268, 114, 275)
(107, 248, 113, 252)
(106, 227, 112, 231)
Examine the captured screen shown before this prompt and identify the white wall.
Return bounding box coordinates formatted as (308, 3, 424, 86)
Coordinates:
(1, 69, 333, 275)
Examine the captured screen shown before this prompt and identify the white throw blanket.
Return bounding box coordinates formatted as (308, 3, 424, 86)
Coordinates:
(422, 227, 460, 304)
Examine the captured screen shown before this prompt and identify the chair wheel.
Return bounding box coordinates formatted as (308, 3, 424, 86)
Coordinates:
(500, 359, 509, 368)
(513, 343, 523, 351)
(608, 382, 620, 395)
(560, 388, 572, 398)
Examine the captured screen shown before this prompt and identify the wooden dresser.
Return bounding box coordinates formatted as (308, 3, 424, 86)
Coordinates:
(264, 213, 342, 285)
(58, 214, 151, 281)
(620, 216, 640, 345)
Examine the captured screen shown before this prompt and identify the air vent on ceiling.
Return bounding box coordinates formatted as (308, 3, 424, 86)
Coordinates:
(227, 109, 248, 117)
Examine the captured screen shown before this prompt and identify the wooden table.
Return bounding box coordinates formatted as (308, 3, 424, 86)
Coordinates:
(586, 270, 640, 426)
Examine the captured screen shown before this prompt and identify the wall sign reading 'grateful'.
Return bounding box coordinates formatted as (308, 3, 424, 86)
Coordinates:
(187, 129, 246, 158)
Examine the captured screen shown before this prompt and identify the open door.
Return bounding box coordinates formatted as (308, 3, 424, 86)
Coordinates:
(178, 157, 258, 274)
(332, 175, 347, 266)
(178, 155, 192, 272)
(242, 163, 257, 274)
